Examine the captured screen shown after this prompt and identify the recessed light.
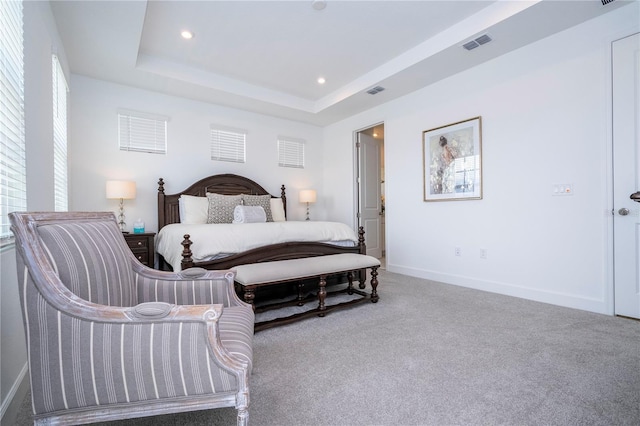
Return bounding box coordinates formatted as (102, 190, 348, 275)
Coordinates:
(317, 77, 326, 84)
(312, 0, 327, 11)
(181, 30, 194, 40)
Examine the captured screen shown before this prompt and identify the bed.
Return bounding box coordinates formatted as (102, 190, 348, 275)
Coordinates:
(156, 173, 366, 272)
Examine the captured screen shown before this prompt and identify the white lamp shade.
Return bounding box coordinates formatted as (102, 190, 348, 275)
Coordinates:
(106, 180, 136, 199)
(299, 189, 317, 203)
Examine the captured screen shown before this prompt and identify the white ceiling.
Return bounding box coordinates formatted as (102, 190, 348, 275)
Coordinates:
(50, 0, 628, 126)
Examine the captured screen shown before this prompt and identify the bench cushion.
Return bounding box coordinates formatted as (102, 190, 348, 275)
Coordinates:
(232, 253, 380, 286)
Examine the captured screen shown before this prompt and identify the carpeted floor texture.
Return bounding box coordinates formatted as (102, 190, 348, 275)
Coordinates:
(15, 270, 640, 425)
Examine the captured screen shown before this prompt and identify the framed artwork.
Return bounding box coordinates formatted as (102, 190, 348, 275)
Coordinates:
(423, 116, 482, 201)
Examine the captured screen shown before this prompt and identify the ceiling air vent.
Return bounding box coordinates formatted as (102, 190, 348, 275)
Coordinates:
(463, 40, 479, 51)
(475, 34, 492, 45)
(463, 34, 492, 51)
(601, 0, 616, 4)
(366, 86, 385, 95)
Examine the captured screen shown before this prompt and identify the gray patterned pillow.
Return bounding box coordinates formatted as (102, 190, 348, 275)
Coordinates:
(242, 194, 273, 222)
(206, 193, 242, 224)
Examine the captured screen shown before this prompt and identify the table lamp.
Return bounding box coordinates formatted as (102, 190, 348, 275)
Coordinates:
(299, 189, 317, 221)
(106, 180, 136, 232)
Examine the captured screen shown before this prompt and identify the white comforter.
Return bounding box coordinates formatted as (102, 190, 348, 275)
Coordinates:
(156, 221, 358, 271)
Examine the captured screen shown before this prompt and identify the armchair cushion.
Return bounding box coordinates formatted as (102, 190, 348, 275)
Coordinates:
(37, 219, 136, 306)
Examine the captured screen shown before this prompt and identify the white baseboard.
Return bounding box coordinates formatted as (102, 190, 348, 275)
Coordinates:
(1, 363, 28, 426)
(388, 263, 608, 315)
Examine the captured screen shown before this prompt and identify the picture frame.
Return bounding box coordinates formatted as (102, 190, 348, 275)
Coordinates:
(423, 116, 482, 202)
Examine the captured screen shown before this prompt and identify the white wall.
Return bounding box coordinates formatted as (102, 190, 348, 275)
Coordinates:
(322, 4, 639, 315)
(69, 77, 324, 230)
(1, 2, 68, 424)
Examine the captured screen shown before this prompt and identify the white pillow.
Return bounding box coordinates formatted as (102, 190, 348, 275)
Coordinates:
(232, 205, 267, 224)
(178, 195, 209, 224)
(270, 198, 286, 222)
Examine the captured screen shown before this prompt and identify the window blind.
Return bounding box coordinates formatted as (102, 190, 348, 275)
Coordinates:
(210, 126, 246, 163)
(277, 137, 305, 168)
(52, 54, 68, 211)
(0, 1, 25, 240)
(118, 110, 168, 154)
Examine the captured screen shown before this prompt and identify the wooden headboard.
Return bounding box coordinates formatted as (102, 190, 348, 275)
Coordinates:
(157, 174, 287, 229)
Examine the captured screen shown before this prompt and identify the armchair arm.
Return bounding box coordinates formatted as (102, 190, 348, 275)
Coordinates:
(132, 263, 249, 308)
(24, 296, 250, 417)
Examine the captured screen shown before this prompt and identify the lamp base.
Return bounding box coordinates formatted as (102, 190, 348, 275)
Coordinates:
(305, 202, 310, 221)
(118, 198, 127, 231)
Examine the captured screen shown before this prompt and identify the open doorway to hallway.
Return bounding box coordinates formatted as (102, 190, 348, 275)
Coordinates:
(355, 123, 385, 262)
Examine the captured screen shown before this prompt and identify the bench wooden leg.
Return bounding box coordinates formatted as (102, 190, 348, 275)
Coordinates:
(347, 271, 354, 295)
(359, 268, 366, 289)
(297, 281, 305, 306)
(370, 266, 379, 303)
(243, 286, 256, 311)
(317, 274, 327, 316)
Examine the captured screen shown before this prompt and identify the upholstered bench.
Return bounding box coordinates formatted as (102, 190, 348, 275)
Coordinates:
(232, 253, 380, 330)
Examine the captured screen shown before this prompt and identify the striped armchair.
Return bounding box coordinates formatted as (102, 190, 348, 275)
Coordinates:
(9, 212, 254, 425)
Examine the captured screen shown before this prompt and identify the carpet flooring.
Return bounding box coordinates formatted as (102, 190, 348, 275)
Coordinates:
(14, 270, 640, 425)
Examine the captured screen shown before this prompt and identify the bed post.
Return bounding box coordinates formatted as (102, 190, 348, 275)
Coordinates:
(181, 234, 194, 270)
(280, 185, 287, 219)
(357, 226, 367, 285)
(357, 226, 366, 254)
(158, 178, 166, 230)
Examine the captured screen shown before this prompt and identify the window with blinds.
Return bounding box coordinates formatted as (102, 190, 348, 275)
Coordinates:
(118, 110, 168, 154)
(1, 1, 26, 241)
(277, 137, 305, 168)
(52, 55, 68, 211)
(210, 126, 246, 163)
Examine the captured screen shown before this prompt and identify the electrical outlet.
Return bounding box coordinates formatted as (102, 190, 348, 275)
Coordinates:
(480, 248, 488, 259)
(552, 183, 573, 196)
(455, 247, 461, 257)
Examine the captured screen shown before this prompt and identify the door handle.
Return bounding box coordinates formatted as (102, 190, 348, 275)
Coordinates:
(618, 208, 630, 216)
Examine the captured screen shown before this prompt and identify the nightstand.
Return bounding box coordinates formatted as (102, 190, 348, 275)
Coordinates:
(124, 232, 155, 268)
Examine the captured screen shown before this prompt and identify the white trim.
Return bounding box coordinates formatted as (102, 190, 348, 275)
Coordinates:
(352, 121, 385, 233)
(0, 362, 28, 421)
(0, 239, 16, 252)
(388, 263, 610, 315)
(607, 30, 640, 316)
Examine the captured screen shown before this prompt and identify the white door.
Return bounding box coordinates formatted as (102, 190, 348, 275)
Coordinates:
(613, 33, 640, 319)
(358, 133, 382, 258)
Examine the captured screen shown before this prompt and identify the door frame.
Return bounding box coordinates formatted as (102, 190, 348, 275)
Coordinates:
(353, 122, 385, 252)
(610, 32, 640, 317)
(607, 31, 640, 316)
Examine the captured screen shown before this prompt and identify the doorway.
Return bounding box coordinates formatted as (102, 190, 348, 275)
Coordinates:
(355, 123, 385, 259)
(612, 33, 640, 319)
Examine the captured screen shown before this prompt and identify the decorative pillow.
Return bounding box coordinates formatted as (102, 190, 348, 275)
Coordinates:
(206, 193, 242, 224)
(270, 198, 286, 222)
(179, 195, 209, 224)
(232, 205, 267, 224)
(242, 194, 273, 222)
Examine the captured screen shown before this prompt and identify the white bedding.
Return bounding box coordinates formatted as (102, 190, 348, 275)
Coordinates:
(156, 221, 359, 271)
